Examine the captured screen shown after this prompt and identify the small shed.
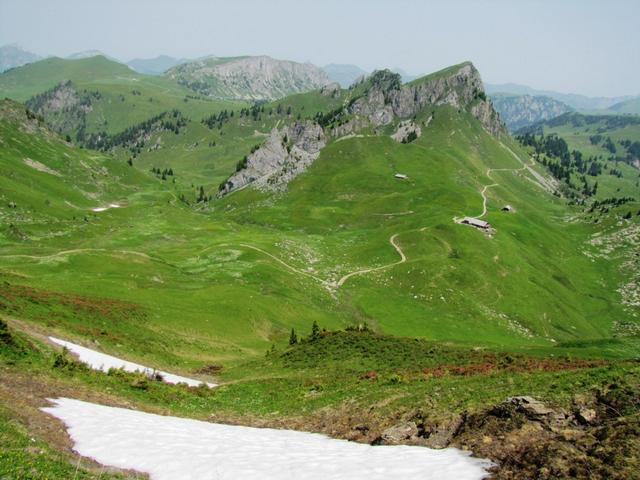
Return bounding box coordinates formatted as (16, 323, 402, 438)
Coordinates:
(394, 173, 408, 180)
(461, 216, 490, 229)
(502, 205, 513, 212)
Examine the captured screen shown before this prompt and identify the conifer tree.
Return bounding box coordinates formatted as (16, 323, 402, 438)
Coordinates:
(289, 328, 298, 345)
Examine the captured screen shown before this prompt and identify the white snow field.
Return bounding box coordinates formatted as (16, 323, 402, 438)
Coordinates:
(42, 398, 492, 480)
(49, 337, 216, 388)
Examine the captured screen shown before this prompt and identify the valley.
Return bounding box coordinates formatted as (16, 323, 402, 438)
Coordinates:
(0, 44, 638, 479)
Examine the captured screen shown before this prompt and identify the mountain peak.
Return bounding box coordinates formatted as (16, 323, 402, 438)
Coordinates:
(165, 55, 330, 101)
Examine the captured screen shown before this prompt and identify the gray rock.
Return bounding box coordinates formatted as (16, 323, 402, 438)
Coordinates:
(379, 422, 419, 445)
(576, 408, 597, 425)
(423, 415, 465, 449)
(219, 120, 325, 196)
(507, 396, 554, 418)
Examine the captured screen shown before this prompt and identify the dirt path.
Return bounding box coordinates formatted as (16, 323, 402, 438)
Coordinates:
(238, 244, 331, 287)
(465, 142, 554, 220)
(231, 233, 408, 291)
(335, 233, 407, 287)
(0, 248, 152, 261)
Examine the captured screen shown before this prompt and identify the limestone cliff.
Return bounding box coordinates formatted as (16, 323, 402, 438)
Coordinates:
(218, 121, 325, 195)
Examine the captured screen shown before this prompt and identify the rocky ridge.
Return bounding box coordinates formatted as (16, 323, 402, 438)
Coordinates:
(166, 56, 330, 101)
(219, 62, 505, 196)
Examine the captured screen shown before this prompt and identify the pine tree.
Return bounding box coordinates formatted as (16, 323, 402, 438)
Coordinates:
(310, 321, 320, 341)
(289, 328, 297, 345)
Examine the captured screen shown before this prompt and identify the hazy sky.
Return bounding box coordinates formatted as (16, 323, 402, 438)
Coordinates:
(1, 0, 638, 97)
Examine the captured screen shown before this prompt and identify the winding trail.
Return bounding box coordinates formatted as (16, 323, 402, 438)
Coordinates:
(335, 233, 407, 287)
(238, 243, 331, 287)
(0, 248, 151, 261)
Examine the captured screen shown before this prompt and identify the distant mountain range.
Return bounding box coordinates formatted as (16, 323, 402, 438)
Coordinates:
(126, 55, 188, 75)
(485, 82, 637, 111)
(0, 44, 41, 73)
(490, 94, 573, 132)
(322, 64, 368, 88)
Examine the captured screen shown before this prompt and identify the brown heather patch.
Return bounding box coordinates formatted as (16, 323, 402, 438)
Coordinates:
(0, 282, 145, 324)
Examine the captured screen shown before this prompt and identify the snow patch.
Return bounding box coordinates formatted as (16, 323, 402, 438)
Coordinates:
(42, 398, 492, 480)
(49, 337, 215, 388)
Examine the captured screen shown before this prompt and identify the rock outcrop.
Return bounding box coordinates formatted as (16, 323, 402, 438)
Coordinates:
(348, 62, 506, 136)
(218, 120, 325, 195)
(391, 120, 422, 143)
(166, 56, 330, 101)
(25, 81, 98, 135)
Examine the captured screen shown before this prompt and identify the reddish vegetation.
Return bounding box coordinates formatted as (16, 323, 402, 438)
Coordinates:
(361, 370, 377, 380)
(0, 282, 144, 323)
(421, 358, 609, 378)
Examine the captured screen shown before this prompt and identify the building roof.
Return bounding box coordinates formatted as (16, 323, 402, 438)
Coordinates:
(461, 216, 490, 228)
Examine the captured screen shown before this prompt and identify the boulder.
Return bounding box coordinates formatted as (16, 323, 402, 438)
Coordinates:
(507, 396, 554, 419)
(377, 422, 419, 445)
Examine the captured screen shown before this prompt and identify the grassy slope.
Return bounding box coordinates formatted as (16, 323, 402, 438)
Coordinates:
(0, 56, 245, 135)
(129, 88, 347, 190)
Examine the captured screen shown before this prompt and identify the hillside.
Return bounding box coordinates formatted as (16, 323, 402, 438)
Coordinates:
(0, 99, 150, 225)
(165, 55, 331, 101)
(1, 61, 639, 479)
(0, 44, 41, 73)
(608, 97, 640, 115)
(490, 93, 572, 131)
(517, 112, 640, 199)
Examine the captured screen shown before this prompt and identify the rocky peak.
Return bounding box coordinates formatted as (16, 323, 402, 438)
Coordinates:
(349, 62, 505, 136)
(166, 55, 330, 101)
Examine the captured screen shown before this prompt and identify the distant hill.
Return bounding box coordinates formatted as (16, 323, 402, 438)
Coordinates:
(322, 63, 368, 88)
(0, 55, 139, 101)
(0, 55, 242, 141)
(485, 82, 636, 111)
(127, 55, 188, 75)
(608, 97, 640, 115)
(165, 55, 331, 101)
(0, 44, 41, 73)
(490, 93, 572, 131)
(66, 50, 120, 62)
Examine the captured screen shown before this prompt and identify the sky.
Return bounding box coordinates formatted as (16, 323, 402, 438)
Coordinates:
(0, 0, 638, 97)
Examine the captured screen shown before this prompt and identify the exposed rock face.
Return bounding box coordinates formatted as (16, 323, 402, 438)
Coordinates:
(218, 120, 325, 195)
(348, 63, 506, 136)
(25, 81, 97, 135)
(391, 120, 422, 143)
(166, 56, 330, 101)
(490, 94, 573, 131)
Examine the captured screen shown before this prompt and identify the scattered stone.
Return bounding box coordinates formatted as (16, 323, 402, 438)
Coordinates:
(576, 408, 597, 425)
(377, 422, 418, 445)
(507, 396, 554, 419)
